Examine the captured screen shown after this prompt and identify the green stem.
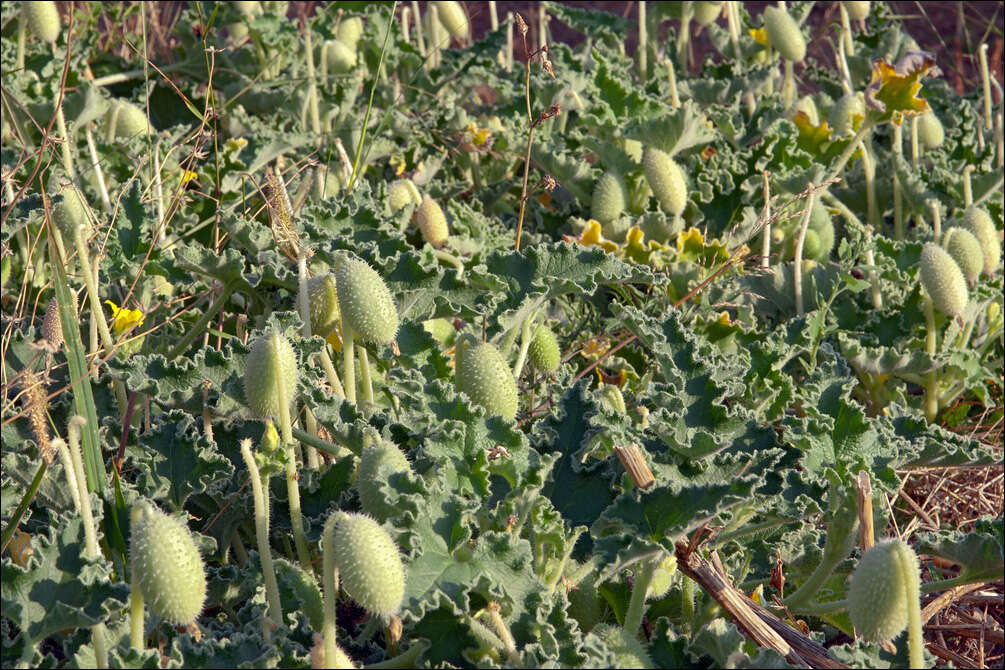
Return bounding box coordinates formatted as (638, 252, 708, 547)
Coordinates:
(16, 11, 25, 71)
(666, 59, 680, 108)
(343, 327, 356, 404)
(54, 105, 76, 180)
(318, 348, 346, 399)
(677, 7, 692, 73)
(892, 123, 904, 241)
(292, 425, 359, 458)
(358, 346, 374, 405)
(303, 23, 321, 137)
(130, 505, 145, 651)
(860, 139, 880, 230)
(278, 406, 311, 570)
(90, 62, 188, 87)
(167, 281, 237, 359)
(839, 2, 854, 56)
(760, 171, 771, 268)
(84, 126, 112, 211)
(432, 248, 464, 278)
(962, 165, 973, 207)
(512, 310, 538, 379)
(681, 574, 695, 632)
(978, 44, 992, 128)
(911, 116, 920, 170)
(240, 440, 283, 637)
(322, 514, 341, 668)
(782, 59, 795, 108)
(923, 294, 939, 422)
(637, 1, 647, 80)
(623, 557, 656, 635)
(929, 201, 941, 241)
(897, 544, 925, 667)
(827, 117, 875, 183)
(793, 184, 816, 317)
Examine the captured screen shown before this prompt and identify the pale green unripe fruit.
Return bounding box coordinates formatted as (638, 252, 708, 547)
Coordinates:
(693, 1, 724, 26)
(916, 111, 944, 149)
(455, 334, 519, 420)
(591, 171, 628, 224)
(801, 230, 823, 260)
(334, 256, 399, 344)
(844, 1, 871, 21)
(788, 95, 819, 126)
(325, 39, 357, 74)
(106, 100, 151, 139)
(920, 243, 969, 318)
(234, 1, 261, 17)
(962, 206, 1000, 276)
(387, 179, 421, 212)
(414, 194, 449, 248)
(303, 274, 340, 337)
(592, 624, 654, 669)
(355, 440, 412, 522)
(332, 513, 405, 617)
(828, 93, 866, 136)
(336, 16, 364, 48)
(434, 1, 469, 40)
(763, 5, 806, 62)
(847, 540, 920, 642)
(643, 147, 687, 216)
(942, 227, 984, 286)
(527, 325, 561, 374)
(130, 503, 208, 625)
(53, 186, 90, 239)
(646, 554, 677, 600)
(24, 1, 61, 43)
(244, 330, 299, 419)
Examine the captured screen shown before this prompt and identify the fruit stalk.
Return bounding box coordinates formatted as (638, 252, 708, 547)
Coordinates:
(343, 327, 357, 404)
(302, 22, 322, 137)
(922, 293, 939, 422)
(677, 3, 692, 72)
(240, 439, 283, 638)
(83, 126, 111, 211)
(666, 59, 680, 108)
(487, 602, 520, 666)
(512, 310, 538, 379)
(978, 44, 992, 130)
(358, 346, 374, 405)
(892, 123, 904, 240)
(637, 2, 647, 80)
(295, 253, 320, 468)
(129, 505, 146, 650)
(793, 184, 816, 316)
(896, 549, 925, 668)
(760, 171, 771, 267)
(839, 2, 855, 56)
(910, 116, 920, 170)
(623, 556, 657, 635)
(277, 382, 311, 568)
(410, 1, 425, 58)
(321, 515, 341, 668)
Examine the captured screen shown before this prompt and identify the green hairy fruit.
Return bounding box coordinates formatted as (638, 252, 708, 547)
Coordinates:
(53, 186, 90, 239)
(787, 95, 819, 126)
(233, 1, 261, 17)
(414, 194, 449, 248)
(130, 502, 208, 625)
(527, 325, 561, 374)
(455, 334, 519, 420)
(643, 147, 687, 216)
(387, 178, 421, 212)
(303, 274, 340, 337)
(274, 557, 325, 631)
(332, 513, 406, 617)
(693, 1, 724, 27)
(646, 553, 677, 600)
(325, 39, 357, 74)
(106, 100, 150, 139)
(355, 440, 412, 522)
(942, 227, 984, 286)
(334, 255, 399, 344)
(591, 171, 628, 224)
(336, 16, 364, 48)
(828, 93, 866, 136)
(763, 5, 806, 62)
(845, 1, 871, 21)
(243, 330, 299, 419)
(962, 206, 1000, 276)
(434, 1, 469, 41)
(847, 540, 920, 642)
(916, 111, 944, 149)
(592, 624, 654, 669)
(919, 243, 969, 318)
(24, 2, 61, 43)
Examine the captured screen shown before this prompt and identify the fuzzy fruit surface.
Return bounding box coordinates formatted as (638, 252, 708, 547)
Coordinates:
(25, 2, 60, 43)
(763, 5, 806, 62)
(336, 16, 363, 48)
(643, 147, 687, 216)
(333, 513, 405, 616)
(847, 539, 920, 642)
(527, 325, 561, 373)
(454, 334, 519, 420)
(591, 171, 627, 224)
(244, 330, 299, 420)
(916, 111, 944, 148)
(693, 1, 724, 26)
(828, 93, 866, 136)
(325, 39, 357, 73)
(356, 440, 412, 522)
(130, 503, 208, 625)
(920, 243, 969, 318)
(304, 274, 340, 337)
(415, 194, 449, 248)
(434, 1, 469, 40)
(334, 256, 399, 344)
(962, 206, 1001, 276)
(107, 100, 150, 139)
(942, 227, 983, 286)
(53, 187, 89, 239)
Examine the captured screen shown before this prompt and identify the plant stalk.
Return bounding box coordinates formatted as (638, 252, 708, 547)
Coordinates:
(240, 440, 283, 637)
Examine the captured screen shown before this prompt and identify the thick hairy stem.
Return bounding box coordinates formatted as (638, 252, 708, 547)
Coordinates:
(637, 1, 647, 80)
(892, 124, 904, 240)
(129, 505, 146, 651)
(978, 44, 992, 130)
(923, 294, 939, 422)
(839, 2, 855, 56)
(512, 310, 538, 379)
(410, 1, 425, 58)
(910, 116, 920, 170)
(240, 441, 283, 637)
(793, 185, 816, 316)
(930, 201, 941, 242)
(782, 59, 795, 108)
(343, 327, 356, 404)
(666, 59, 680, 108)
(760, 171, 771, 267)
(54, 105, 76, 180)
(505, 12, 514, 71)
(864, 227, 883, 310)
(83, 127, 111, 212)
(962, 165, 973, 207)
(303, 25, 321, 136)
(322, 515, 341, 667)
(358, 346, 374, 405)
(895, 545, 925, 668)
(624, 557, 657, 635)
(827, 117, 874, 182)
(318, 348, 346, 399)
(859, 140, 880, 229)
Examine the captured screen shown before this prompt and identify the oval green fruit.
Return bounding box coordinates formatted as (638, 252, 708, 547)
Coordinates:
(788, 95, 819, 126)
(434, 1, 469, 40)
(355, 439, 412, 522)
(828, 92, 866, 136)
(107, 100, 151, 139)
(693, 1, 724, 27)
(847, 539, 920, 643)
(916, 111, 944, 149)
(387, 178, 420, 212)
(962, 205, 1000, 276)
(763, 5, 806, 62)
(643, 147, 687, 216)
(942, 227, 983, 286)
(527, 325, 561, 374)
(646, 553, 677, 600)
(591, 171, 628, 224)
(332, 513, 405, 617)
(844, 1, 871, 21)
(919, 243, 969, 318)
(414, 194, 449, 248)
(334, 256, 399, 345)
(455, 334, 519, 420)
(130, 502, 208, 625)
(303, 274, 340, 337)
(336, 16, 364, 48)
(244, 330, 299, 419)
(53, 185, 90, 239)
(25, 1, 60, 43)
(325, 39, 357, 74)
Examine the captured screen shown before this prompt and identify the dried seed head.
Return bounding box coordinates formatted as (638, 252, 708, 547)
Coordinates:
(20, 369, 54, 464)
(515, 12, 528, 36)
(42, 293, 76, 352)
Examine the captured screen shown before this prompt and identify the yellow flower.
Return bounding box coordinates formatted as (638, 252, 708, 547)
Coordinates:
(105, 300, 145, 336)
(225, 137, 248, 153)
(325, 322, 343, 353)
(749, 27, 769, 46)
(564, 220, 619, 253)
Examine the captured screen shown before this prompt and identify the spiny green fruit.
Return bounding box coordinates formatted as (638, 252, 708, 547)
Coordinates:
(828, 92, 866, 136)
(591, 171, 628, 224)
(434, 1, 469, 41)
(53, 186, 90, 239)
(334, 255, 398, 344)
(916, 111, 944, 149)
(336, 16, 364, 48)
(962, 206, 1000, 276)
(106, 100, 150, 139)
(455, 334, 519, 420)
(787, 95, 819, 126)
(800, 230, 823, 260)
(919, 243, 969, 318)
(763, 5, 806, 62)
(303, 274, 340, 337)
(243, 330, 299, 419)
(942, 227, 984, 286)
(527, 324, 561, 374)
(643, 147, 687, 216)
(414, 194, 449, 248)
(24, 2, 61, 43)
(130, 502, 208, 625)
(847, 540, 920, 642)
(387, 178, 421, 212)
(273, 557, 325, 631)
(355, 439, 412, 522)
(844, 1, 871, 21)
(325, 39, 357, 74)
(592, 624, 654, 669)
(693, 1, 724, 26)
(332, 513, 405, 617)
(646, 553, 677, 601)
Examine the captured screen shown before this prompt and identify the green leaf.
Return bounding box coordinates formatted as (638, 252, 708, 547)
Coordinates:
(624, 100, 717, 157)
